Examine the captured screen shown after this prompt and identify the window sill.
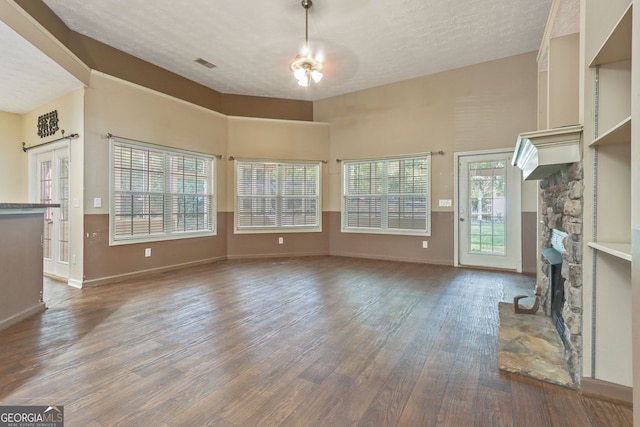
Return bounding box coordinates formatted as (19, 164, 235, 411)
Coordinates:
(341, 228, 430, 237)
(109, 230, 216, 246)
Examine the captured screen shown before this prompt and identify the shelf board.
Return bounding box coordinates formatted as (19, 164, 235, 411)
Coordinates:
(589, 116, 631, 147)
(589, 3, 633, 66)
(588, 241, 632, 261)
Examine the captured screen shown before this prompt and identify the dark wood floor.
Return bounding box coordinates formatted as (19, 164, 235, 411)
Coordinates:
(0, 256, 632, 426)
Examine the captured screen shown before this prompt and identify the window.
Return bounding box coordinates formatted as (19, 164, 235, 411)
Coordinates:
(110, 137, 215, 244)
(235, 160, 321, 233)
(342, 154, 430, 235)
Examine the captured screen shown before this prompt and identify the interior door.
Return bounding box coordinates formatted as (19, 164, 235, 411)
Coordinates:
(457, 150, 521, 271)
(35, 149, 70, 279)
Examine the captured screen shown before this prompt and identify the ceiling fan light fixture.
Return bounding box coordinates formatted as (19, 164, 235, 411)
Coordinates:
(298, 75, 310, 87)
(291, 54, 323, 86)
(311, 69, 323, 83)
(291, 0, 323, 87)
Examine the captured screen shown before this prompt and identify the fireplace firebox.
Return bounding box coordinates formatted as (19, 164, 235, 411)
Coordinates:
(542, 229, 567, 346)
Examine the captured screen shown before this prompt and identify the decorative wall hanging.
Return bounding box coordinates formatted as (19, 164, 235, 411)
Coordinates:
(37, 110, 59, 138)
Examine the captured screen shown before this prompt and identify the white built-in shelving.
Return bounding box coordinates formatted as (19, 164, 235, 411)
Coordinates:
(589, 4, 632, 67)
(585, 0, 633, 389)
(589, 115, 631, 147)
(587, 241, 632, 261)
(588, 2, 633, 263)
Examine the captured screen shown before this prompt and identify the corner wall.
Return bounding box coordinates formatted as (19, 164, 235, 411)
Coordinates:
(225, 116, 331, 259)
(82, 72, 229, 283)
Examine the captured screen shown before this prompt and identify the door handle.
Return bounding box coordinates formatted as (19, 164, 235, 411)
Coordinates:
(459, 218, 465, 222)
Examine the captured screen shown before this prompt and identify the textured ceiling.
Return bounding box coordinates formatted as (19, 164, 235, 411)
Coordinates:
(550, 0, 580, 38)
(0, 20, 83, 114)
(2, 0, 554, 114)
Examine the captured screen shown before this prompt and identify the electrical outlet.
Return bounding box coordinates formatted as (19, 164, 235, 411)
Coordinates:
(438, 199, 452, 207)
(93, 197, 102, 208)
(145, 248, 151, 257)
(422, 241, 428, 249)
(278, 237, 284, 244)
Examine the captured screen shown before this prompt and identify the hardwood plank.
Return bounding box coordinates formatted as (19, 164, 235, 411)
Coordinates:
(541, 382, 593, 427)
(280, 372, 355, 426)
(0, 257, 631, 426)
(582, 394, 634, 427)
(240, 377, 317, 426)
(397, 349, 454, 426)
(509, 375, 555, 426)
(473, 385, 514, 427)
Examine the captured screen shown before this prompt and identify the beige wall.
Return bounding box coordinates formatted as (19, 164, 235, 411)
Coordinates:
(315, 52, 539, 268)
(317, 52, 538, 211)
(226, 116, 330, 211)
(0, 111, 26, 202)
(84, 72, 228, 210)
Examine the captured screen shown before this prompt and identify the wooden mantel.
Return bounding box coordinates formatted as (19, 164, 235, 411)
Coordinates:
(511, 125, 583, 181)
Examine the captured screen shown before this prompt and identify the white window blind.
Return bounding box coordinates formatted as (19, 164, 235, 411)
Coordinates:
(110, 138, 215, 244)
(342, 155, 430, 235)
(235, 160, 321, 233)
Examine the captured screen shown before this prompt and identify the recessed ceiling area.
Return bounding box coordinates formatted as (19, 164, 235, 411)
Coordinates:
(2, 0, 553, 113)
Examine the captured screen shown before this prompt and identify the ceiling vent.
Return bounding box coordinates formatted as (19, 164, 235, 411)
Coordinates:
(194, 58, 216, 69)
(511, 125, 583, 181)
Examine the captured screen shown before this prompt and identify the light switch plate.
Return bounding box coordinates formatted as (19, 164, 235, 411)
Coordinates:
(438, 199, 452, 207)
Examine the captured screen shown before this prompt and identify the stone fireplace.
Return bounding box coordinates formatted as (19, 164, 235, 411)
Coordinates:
(511, 125, 584, 386)
(538, 161, 583, 385)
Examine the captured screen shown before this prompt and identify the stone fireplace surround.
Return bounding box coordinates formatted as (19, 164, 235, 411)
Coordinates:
(538, 161, 583, 385)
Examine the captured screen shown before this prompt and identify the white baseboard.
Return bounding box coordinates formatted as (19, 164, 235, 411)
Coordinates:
(67, 278, 83, 288)
(79, 257, 227, 287)
(581, 377, 633, 406)
(0, 303, 46, 332)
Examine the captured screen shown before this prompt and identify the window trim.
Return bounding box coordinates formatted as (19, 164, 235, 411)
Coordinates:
(341, 154, 431, 236)
(109, 136, 217, 246)
(233, 158, 323, 234)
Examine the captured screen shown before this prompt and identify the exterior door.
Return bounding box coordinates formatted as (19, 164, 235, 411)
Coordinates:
(35, 149, 70, 279)
(457, 150, 521, 271)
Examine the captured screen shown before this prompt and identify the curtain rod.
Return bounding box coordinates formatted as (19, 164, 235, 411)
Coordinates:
(228, 155, 328, 164)
(22, 131, 79, 152)
(335, 150, 445, 163)
(107, 133, 223, 159)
